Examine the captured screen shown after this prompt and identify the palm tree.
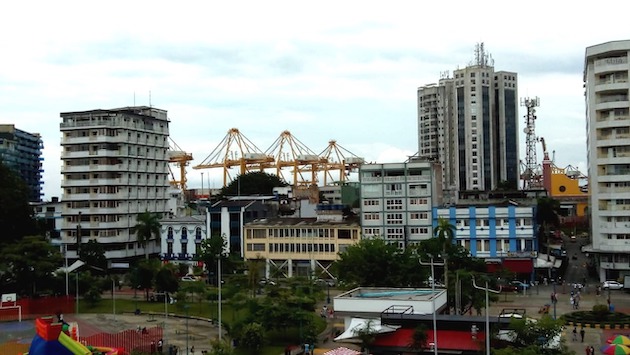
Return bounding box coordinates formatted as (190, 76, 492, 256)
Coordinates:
(434, 217, 456, 298)
(132, 211, 161, 260)
(408, 325, 428, 353)
(353, 319, 378, 354)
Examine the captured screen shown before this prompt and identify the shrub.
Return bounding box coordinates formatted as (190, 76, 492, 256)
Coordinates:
(592, 304, 609, 320)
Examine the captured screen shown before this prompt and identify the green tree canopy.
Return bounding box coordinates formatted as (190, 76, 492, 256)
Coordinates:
(78, 239, 107, 273)
(240, 322, 266, 353)
(198, 234, 228, 286)
(219, 171, 288, 197)
(1, 235, 63, 296)
(334, 238, 426, 287)
(0, 160, 37, 246)
(132, 211, 161, 260)
(155, 264, 179, 294)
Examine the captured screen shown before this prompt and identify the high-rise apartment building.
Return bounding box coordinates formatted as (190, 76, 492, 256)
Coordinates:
(60, 106, 171, 265)
(584, 40, 630, 281)
(0, 124, 43, 202)
(418, 44, 519, 195)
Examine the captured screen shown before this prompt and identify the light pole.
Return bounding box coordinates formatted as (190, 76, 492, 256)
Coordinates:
(472, 278, 501, 355)
(184, 305, 190, 355)
(419, 257, 445, 355)
(64, 244, 69, 296)
(112, 279, 116, 321)
(75, 271, 79, 314)
(218, 256, 222, 341)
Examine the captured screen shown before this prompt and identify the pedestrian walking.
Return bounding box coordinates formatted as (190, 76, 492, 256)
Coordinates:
(580, 327, 585, 342)
(585, 345, 590, 355)
(572, 327, 578, 342)
(157, 338, 163, 353)
(590, 345, 595, 355)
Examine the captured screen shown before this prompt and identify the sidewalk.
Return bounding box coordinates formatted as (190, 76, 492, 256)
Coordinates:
(491, 284, 630, 354)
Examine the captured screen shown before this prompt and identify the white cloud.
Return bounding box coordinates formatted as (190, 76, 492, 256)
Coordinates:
(2, 1, 629, 198)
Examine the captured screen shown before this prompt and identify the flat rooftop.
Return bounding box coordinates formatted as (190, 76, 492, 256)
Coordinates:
(337, 287, 443, 302)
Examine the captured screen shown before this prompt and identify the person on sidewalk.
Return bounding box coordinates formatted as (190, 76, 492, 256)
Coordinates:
(572, 327, 578, 342)
(580, 327, 585, 342)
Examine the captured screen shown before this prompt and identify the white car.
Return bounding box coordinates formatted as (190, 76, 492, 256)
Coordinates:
(603, 281, 624, 290)
(181, 276, 198, 282)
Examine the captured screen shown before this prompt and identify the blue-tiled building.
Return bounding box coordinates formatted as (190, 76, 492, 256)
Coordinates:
(433, 204, 538, 277)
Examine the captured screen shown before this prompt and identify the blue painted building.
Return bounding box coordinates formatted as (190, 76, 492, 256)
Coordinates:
(433, 204, 538, 277)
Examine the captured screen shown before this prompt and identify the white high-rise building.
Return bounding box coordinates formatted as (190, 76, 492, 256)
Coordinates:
(418, 44, 519, 196)
(59, 106, 171, 265)
(584, 40, 630, 281)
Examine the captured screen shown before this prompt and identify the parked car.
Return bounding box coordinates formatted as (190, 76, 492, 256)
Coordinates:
(259, 279, 277, 286)
(603, 281, 623, 290)
(181, 276, 198, 282)
(497, 283, 517, 292)
(511, 281, 531, 290)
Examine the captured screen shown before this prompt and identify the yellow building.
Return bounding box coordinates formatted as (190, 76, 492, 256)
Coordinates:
(243, 211, 361, 280)
(542, 158, 588, 221)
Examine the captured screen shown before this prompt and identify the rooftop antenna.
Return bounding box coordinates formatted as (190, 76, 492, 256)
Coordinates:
(149, 91, 152, 107)
(520, 96, 540, 189)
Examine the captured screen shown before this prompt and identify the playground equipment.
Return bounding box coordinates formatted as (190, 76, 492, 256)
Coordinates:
(24, 316, 122, 355)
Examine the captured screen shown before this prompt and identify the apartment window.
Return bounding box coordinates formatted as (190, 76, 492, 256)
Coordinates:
(181, 227, 188, 240)
(167, 227, 174, 239)
(364, 213, 380, 220)
(363, 199, 380, 206)
(167, 241, 173, 255)
(386, 199, 403, 210)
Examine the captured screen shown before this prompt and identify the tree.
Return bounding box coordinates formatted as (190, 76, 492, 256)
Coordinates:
(78, 239, 107, 273)
(505, 315, 564, 350)
(135, 259, 160, 300)
(208, 338, 234, 355)
(132, 211, 161, 260)
(219, 171, 288, 197)
(433, 217, 456, 296)
(1, 235, 63, 296)
(198, 234, 228, 286)
(0, 160, 37, 246)
(240, 322, 266, 353)
(408, 325, 428, 353)
(353, 319, 378, 354)
(155, 264, 179, 294)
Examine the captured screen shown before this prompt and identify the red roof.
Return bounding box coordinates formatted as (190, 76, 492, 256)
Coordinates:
(372, 328, 484, 351)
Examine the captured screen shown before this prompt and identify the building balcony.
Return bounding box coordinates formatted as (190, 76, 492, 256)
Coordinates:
(594, 57, 629, 74)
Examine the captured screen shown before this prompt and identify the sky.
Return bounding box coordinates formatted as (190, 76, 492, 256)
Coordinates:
(1, 1, 627, 199)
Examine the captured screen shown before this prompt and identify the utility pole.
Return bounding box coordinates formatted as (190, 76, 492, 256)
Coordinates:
(472, 278, 501, 355)
(419, 257, 445, 355)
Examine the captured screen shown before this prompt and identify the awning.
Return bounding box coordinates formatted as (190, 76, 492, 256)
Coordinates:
(333, 318, 399, 341)
(502, 259, 533, 273)
(372, 328, 484, 351)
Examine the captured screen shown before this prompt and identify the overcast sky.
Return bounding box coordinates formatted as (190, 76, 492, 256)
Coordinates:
(1, 1, 626, 199)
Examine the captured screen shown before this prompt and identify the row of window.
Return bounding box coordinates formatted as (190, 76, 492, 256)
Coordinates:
(265, 243, 338, 253)
(165, 241, 202, 255)
(166, 226, 203, 239)
(247, 228, 357, 239)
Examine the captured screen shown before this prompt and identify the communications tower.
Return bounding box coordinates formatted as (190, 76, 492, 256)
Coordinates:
(520, 97, 540, 189)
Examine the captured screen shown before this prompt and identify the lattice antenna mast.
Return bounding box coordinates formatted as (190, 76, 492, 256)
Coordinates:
(520, 97, 540, 189)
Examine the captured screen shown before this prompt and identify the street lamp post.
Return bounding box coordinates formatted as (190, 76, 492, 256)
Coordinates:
(419, 257, 445, 355)
(184, 304, 190, 355)
(472, 278, 501, 355)
(112, 279, 116, 321)
(218, 256, 222, 341)
(75, 271, 79, 314)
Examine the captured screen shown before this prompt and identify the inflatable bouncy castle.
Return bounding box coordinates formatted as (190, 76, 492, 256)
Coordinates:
(24, 316, 122, 355)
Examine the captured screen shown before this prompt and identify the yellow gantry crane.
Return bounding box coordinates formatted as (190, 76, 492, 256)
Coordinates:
(193, 128, 274, 187)
(318, 140, 364, 185)
(265, 130, 327, 187)
(168, 137, 193, 191)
